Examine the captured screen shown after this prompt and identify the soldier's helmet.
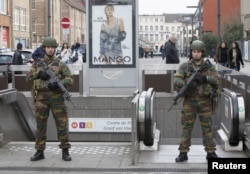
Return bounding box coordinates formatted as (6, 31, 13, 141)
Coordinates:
(191, 40, 205, 51)
(42, 37, 58, 47)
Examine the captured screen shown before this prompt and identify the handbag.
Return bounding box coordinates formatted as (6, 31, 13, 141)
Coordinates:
(71, 49, 78, 63)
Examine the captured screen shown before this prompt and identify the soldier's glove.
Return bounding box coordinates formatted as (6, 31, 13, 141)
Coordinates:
(38, 70, 50, 80)
(195, 74, 207, 84)
(47, 82, 58, 90)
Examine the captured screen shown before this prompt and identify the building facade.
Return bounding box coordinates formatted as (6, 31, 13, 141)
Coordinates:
(139, 14, 198, 55)
(241, 0, 250, 39)
(0, 0, 86, 50)
(0, 0, 12, 49)
(200, 0, 241, 36)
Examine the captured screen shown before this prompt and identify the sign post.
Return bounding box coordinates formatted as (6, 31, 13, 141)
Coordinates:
(61, 17, 70, 29)
(61, 17, 70, 42)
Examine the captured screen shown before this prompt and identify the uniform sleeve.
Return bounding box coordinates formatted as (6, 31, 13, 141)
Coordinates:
(26, 64, 40, 83)
(60, 62, 73, 88)
(206, 65, 219, 87)
(174, 63, 186, 88)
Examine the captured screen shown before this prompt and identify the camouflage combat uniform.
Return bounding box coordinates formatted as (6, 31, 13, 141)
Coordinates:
(27, 55, 73, 150)
(174, 59, 219, 153)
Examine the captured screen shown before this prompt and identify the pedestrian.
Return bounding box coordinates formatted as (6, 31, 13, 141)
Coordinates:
(144, 45, 150, 58)
(26, 37, 73, 162)
(70, 42, 83, 64)
(165, 36, 180, 64)
(32, 45, 45, 61)
(60, 43, 72, 63)
(228, 41, 244, 71)
(174, 40, 219, 162)
(12, 43, 24, 74)
(215, 42, 229, 67)
(160, 44, 165, 60)
(150, 46, 154, 58)
(188, 40, 193, 60)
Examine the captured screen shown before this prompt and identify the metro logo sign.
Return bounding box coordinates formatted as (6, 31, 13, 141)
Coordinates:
(61, 17, 70, 29)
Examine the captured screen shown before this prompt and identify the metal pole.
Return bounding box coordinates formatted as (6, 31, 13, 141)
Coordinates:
(191, 15, 194, 39)
(217, 0, 221, 45)
(48, 0, 51, 37)
(198, 4, 201, 37)
(29, 0, 33, 48)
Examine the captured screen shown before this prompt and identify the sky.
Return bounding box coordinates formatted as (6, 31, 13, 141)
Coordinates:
(138, 0, 199, 15)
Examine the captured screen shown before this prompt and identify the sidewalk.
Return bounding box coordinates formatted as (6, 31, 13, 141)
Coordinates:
(0, 141, 247, 173)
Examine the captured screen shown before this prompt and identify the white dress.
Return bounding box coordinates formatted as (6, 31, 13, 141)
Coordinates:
(60, 48, 71, 63)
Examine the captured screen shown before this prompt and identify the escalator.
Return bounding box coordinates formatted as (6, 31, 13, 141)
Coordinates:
(0, 88, 36, 144)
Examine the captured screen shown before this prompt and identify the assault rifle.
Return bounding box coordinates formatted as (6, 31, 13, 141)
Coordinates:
(38, 59, 78, 108)
(168, 59, 212, 112)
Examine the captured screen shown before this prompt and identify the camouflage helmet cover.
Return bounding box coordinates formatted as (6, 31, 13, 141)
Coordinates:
(42, 37, 58, 47)
(191, 40, 205, 51)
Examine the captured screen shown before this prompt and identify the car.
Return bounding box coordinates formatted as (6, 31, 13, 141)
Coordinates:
(0, 51, 15, 83)
(21, 49, 34, 64)
(153, 51, 162, 57)
(0, 47, 11, 53)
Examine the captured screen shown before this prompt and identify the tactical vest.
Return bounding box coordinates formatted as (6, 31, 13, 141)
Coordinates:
(33, 58, 61, 90)
(185, 60, 216, 98)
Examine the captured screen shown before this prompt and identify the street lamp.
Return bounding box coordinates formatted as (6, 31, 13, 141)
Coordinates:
(187, 5, 201, 38)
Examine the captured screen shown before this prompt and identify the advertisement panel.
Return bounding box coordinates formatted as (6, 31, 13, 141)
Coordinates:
(88, 0, 136, 68)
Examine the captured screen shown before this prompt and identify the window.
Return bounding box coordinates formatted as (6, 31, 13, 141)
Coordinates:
(150, 26, 153, 31)
(160, 34, 164, 41)
(13, 8, 20, 31)
(32, 19, 36, 33)
(140, 26, 143, 31)
(150, 34, 153, 41)
(20, 8, 26, 31)
(0, 0, 6, 14)
(32, 0, 36, 9)
(160, 26, 163, 31)
(172, 26, 175, 31)
(13, 7, 27, 31)
(155, 34, 158, 41)
(155, 26, 158, 31)
(145, 26, 148, 31)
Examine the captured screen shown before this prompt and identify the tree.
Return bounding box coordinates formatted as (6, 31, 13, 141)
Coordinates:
(222, 23, 243, 45)
(201, 32, 217, 57)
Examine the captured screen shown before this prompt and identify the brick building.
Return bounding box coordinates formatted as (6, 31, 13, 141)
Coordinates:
(0, 0, 12, 49)
(200, 0, 240, 35)
(0, 0, 86, 50)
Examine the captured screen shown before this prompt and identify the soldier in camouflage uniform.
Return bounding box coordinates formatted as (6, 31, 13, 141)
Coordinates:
(27, 37, 73, 161)
(174, 40, 219, 162)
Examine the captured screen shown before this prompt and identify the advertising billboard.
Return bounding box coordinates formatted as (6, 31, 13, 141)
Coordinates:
(88, 0, 136, 68)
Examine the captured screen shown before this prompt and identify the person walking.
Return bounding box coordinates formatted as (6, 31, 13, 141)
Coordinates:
(174, 40, 219, 162)
(70, 42, 83, 64)
(150, 46, 154, 58)
(160, 44, 165, 60)
(32, 45, 45, 61)
(215, 42, 229, 67)
(12, 43, 24, 74)
(165, 36, 180, 64)
(228, 41, 244, 71)
(26, 37, 73, 162)
(60, 43, 71, 63)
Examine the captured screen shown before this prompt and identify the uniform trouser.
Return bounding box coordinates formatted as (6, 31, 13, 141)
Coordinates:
(34, 91, 71, 150)
(178, 97, 216, 153)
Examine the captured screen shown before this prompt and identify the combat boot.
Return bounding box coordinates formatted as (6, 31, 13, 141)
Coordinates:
(62, 148, 72, 161)
(175, 152, 188, 162)
(206, 152, 218, 159)
(30, 150, 44, 161)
